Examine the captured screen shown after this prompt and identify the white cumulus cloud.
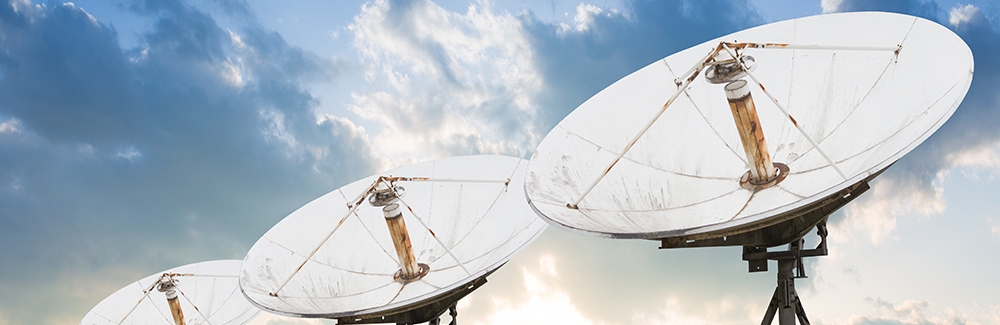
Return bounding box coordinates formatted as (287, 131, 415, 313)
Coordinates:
(838, 173, 946, 244)
(347, 0, 542, 165)
(557, 3, 604, 34)
(473, 255, 595, 325)
(820, 0, 845, 13)
(836, 139, 1000, 244)
(949, 4, 982, 28)
(0, 118, 21, 135)
(842, 297, 979, 325)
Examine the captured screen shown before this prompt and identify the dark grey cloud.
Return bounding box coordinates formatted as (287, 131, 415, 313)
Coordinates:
(0, 0, 375, 323)
(521, 0, 764, 130)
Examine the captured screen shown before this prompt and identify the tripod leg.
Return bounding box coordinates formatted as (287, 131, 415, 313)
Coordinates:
(449, 303, 458, 325)
(760, 287, 780, 325)
(793, 298, 810, 325)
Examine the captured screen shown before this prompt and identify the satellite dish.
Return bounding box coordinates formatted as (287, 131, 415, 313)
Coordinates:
(80, 260, 261, 325)
(240, 155, 547, 324)
(525, 11, 973, 240)
(524, 12, 972, 325)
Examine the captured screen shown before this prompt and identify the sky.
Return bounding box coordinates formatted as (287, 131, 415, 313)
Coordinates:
(1, 0, 999, 324)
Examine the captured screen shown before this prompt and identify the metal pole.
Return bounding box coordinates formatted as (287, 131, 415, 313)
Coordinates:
(393, 194, 470, 276)
(725, 79, 775, 183)
(720, 43, 848, 181)
(723, 41, 899, 53)
(776, 259, 797, 325)
(157, 276, 187, 325)
(383, 203, 421, 280)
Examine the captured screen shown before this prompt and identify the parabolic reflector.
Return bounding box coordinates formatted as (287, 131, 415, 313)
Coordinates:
(80, 259, 260, 325)
(240, 155, 547, 320)
(525, 12, 973, 239)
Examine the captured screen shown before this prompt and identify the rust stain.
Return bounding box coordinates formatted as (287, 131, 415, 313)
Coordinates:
(186, 295, 203, 314)
(686, 71, 699, 83)
(788, 114, 798, 127)
(292, 262, 307, 274)
(428, 228, 436, 237)
(604, 159, 620, 176)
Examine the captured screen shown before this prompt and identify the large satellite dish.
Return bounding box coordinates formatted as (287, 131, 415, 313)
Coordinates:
(80, 260, 261, 325)
(526, 11, 972, 239)
(524, 12, 972, 325)
(240, 155, 547, 324)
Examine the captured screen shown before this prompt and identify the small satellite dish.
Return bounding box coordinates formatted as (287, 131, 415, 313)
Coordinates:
(524, 11, 972, 325)
(80, 260, 260, 325)
(240, 155, 547, 324)
(525, 11, 973, 240)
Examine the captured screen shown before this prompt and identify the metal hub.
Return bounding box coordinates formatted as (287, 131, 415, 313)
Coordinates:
(369, 184, 406, 206)
(393, 263, 431, 284)
(705, 54, 756, 84)
(739, 162, 790, 191)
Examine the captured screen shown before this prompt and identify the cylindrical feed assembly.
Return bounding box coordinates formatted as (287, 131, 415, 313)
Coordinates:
(726, 79, 776, 184)
(383, 203, 427, 282)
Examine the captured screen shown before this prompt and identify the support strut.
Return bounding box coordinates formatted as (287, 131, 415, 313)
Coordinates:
(761, 258, 810, 325)
(747, 222, 828, 325)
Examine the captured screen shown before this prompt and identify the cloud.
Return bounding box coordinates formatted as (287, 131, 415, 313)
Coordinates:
(343, 0, 763, 166)
(470, 250, 761, 325)
(347, 0, 542, 165)
(0, 0, 377, 323)
(557, 3, 611, 34)
(473, 255, 596, 325)
(818, 1, 1000, 244)
(837, 170, 946, 244)
(0, 117, 22, 135)
(0, 0, 767, 323)
(629, 297, 762, 325)
(843, 298, 968, 325)
(335, 2, 779, 324)
(5, 0, 996, 324)
(949, 4, 986, 28)
(821, 0, 942, 19)
(520, 0, 763, 132)
(247, 313, 335, 325)
(454, 226, 773, 325)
